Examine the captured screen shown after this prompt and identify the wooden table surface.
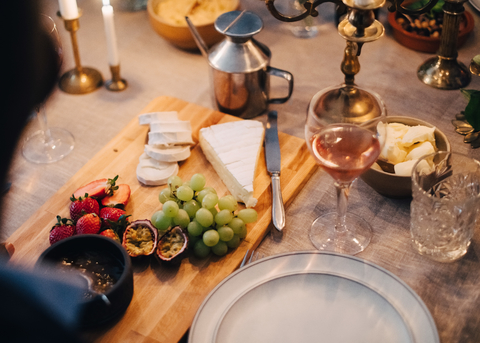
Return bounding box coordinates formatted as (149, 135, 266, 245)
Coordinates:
(3, 0, 480, 342)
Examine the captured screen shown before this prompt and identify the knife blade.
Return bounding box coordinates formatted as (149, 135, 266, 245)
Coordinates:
(265, 110, 285, 232)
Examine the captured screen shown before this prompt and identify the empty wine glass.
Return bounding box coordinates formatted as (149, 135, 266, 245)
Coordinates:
(22, 14, 74, 164)
(305, 84, 387, 255)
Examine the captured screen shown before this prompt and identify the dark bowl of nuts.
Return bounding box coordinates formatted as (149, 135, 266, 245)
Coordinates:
(388, 6, 474, 53)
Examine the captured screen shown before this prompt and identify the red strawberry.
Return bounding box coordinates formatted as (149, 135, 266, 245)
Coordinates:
(73, 175, 119, 199)
(50, 216, 76, 245)
(69, 194, 100, 222)
(100, 207, 127, 227)
(76, 213, 102, 235)
(101, 184, 131, 207)
(100, 228, 121, 243)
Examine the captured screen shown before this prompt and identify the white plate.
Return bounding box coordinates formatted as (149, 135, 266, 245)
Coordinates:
(470, 0, 480, 12)
(189, 251, 439, 343)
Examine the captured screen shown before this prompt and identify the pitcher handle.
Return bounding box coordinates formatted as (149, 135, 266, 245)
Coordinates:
(267, 66, 294, 104)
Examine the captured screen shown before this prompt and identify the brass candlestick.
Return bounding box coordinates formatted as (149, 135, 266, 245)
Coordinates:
(106, 65, 127, 91)
(59, 15, 103, 94)
(417, 0, 471, 89)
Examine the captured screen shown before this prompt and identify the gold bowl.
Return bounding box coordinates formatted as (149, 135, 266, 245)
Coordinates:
(360, 116, 451, 198)
(147, 0, 239, 50)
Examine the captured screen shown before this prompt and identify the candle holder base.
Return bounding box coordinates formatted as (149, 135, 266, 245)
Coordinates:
(417, 56, 471, 90)
(105, 65, 127, 91)
(105, 78, 127, 91)
(59, 67, 104, 94)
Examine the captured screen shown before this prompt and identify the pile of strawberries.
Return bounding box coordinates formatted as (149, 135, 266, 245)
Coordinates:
(49, 175, 132, 245)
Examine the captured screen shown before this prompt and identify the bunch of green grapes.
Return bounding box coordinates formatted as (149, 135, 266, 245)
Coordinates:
(151, 173, 258, 258)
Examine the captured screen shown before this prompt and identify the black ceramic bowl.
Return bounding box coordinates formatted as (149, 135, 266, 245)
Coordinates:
(36, 235, 133, 328)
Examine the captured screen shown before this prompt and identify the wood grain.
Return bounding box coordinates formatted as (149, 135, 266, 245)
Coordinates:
(7, 96, 317, 342)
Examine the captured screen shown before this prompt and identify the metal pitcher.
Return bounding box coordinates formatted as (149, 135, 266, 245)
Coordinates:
(186, 11, 294, 119)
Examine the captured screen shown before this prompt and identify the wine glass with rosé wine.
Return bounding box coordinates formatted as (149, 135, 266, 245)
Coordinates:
(305, 84, 387, 255)
(22, 14, 75, 164)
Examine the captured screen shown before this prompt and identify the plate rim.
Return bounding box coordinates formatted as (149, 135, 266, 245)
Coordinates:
(189, 251, 439, 343)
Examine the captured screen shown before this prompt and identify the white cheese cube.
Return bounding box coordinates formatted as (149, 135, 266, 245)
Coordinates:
(394, 159, 418, 176)
(401, 125, 435, 147)
(405, 141, 435, 161)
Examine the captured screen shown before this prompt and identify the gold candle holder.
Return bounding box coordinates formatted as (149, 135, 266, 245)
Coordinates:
(59, 15, 103, 94)
(105, 65, 127, 91)
(417, 0, 471, 89)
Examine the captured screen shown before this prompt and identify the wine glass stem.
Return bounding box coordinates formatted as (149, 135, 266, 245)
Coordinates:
(334, 182, 352, 234)
(36, 105, 54, 145)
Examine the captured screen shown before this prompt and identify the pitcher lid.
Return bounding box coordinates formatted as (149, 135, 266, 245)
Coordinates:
(214, 10, 263, 38)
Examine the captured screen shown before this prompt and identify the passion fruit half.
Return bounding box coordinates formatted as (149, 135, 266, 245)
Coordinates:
(156, 226, 188, 263)
(122, 219, 158, 257)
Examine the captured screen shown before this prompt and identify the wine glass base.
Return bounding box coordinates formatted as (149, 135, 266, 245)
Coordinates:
(22, 128, 75, 164)
(309, 212, 372, 255)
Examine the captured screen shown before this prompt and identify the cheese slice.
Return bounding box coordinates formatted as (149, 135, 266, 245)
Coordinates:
(144, 144, 191, 162)
(199, 120, 265, 208)
(150, 121, 191, 132)
(138, 111, 179, 125)
(148, 131, 194, 146)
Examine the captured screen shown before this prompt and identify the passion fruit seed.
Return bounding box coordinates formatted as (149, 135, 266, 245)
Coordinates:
(125, 226, 154, 256)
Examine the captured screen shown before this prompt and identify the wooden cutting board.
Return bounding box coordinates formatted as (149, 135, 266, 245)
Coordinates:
(7, 96, 317, 342)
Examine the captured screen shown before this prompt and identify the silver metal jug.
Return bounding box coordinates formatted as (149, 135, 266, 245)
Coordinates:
(187, 11, 294, 119)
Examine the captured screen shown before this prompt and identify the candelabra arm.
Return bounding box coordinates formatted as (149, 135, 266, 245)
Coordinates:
(265, 0, 342, 22)
(341, 41, 361, 86)
(388, 0, 440, 16)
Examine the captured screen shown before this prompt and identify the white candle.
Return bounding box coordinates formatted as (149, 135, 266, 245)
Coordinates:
(58, 0, 79, 20)
(102, 2, 120, 66)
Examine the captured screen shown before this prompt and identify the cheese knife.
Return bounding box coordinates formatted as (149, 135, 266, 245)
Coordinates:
(265, 110, 285, 231)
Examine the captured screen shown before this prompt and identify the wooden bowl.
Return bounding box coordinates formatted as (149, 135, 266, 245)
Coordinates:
(147, 0, 239, 50)
(360, 116, 451, 198)
(387, 11, 474, 53)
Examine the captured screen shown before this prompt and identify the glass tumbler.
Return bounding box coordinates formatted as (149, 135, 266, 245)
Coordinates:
(410, 151, 480, 262)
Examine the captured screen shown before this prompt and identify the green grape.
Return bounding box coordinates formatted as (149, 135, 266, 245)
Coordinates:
(183, 199, 201, 219)
(203, 229, 220, 247)
(159, 188, 175, 204)
(168, 175, 183, 192)
(163, 200, 179, 217)
(203, 186, 217, 194)
(218, 196, 236, 211)
(215, 209, 233, 226)
(177, 185, 194, 201)
(236, 224, 248, 239)
(217, 225, 234, 242)
(183, 180, 191, 188)
(211, 241, 228, 256)
(226, 235, 241, 249)
(229, 217, 246, 235)
(225, 195, 238, 210)
(193, 240, 211, 258)
(190, 173, 206, 191)
(237, 209, 258, 223)
(195, 208, 214, 227)
(208, 207, 218, 218)
(202, 193, 218, 209)
(187, 220, 204, 236)
(196, 189, 213, 204)
(173, 209, 190, 228)
(188, 234, 200, 248)
(151, 210, 172, 231)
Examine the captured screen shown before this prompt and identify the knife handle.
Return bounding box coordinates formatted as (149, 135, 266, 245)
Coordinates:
(271, 173, 285, 231)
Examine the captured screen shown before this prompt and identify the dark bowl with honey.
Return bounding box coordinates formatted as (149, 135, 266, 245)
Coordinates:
(36, 234, 133, 328)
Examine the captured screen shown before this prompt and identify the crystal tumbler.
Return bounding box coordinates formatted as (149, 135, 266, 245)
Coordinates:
(410, 151, 480, 262)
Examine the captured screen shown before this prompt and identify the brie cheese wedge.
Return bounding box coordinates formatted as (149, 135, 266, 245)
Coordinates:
(199, 120, 265, 208)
